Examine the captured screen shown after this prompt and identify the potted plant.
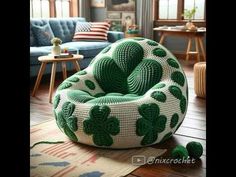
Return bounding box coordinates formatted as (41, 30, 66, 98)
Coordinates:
(51, 37, 62, 55)
(183, 7, 198, 31)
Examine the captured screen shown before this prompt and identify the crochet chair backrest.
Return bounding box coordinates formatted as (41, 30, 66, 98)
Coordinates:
(89, 38, 166, 95)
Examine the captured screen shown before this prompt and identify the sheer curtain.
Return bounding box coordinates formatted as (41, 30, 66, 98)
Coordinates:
(79, 0, 91, 21)
(139, 0, 154, 39)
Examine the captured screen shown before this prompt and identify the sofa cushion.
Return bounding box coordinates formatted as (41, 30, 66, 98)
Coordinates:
(30, 19, 48, 46)
(32, 22, 55, 46)
(30, 24, 37, 46)
(30, 47, 51, 65)
(61, 41, 111, 58)
(73, 22, 110, 41)
(49, 17, 86, 43)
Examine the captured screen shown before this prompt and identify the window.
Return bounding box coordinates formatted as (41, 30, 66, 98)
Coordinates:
(154, 0, 205, 21)
(159, 0, 178, 19)
(184, 0, 205, 20)
(30, 0, 79, 18)
(56, 0, 70, 18)
(30, 0, 50, 18)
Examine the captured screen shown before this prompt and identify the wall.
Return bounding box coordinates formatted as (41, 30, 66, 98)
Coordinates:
(90, 7, 106, 22)
(90, 1, 206, 59)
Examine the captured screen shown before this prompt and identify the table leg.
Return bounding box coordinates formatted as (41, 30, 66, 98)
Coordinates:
(32, 62, 47, 96)
(195, 37, 200, 62)
(159, 34, 165, 44)
(49, 62, 57, 103)
(72, 60, 81, 71)
(186, 38, 192, 60)
(198, 37, 206, 61)
(61, 62, 67, 80)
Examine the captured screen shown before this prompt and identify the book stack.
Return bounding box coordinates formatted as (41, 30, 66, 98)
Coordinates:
(49, 53, 74, 58)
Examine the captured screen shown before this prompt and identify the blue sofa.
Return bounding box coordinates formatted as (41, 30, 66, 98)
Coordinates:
(30, 17, 124, 77)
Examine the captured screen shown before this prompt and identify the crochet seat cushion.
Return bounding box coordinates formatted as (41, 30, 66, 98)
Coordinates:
(53, 37, 188, 149)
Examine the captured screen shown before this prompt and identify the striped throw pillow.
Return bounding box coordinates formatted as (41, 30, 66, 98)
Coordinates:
(73, 22, 110, 41)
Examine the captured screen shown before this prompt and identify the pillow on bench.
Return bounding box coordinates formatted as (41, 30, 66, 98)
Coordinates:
(73, 22, 110, 41)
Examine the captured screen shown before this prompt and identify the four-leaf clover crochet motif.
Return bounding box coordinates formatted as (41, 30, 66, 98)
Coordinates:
(136, 103, 167, 145)
(83, 105, 120, 146)
(56, 102, 78, 142)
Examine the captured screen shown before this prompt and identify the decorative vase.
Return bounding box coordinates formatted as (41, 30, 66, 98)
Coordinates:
(186, 20, 194, 29)
(51, 45, 61, 55)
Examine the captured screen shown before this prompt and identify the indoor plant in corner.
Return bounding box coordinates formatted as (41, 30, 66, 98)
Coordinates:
(183, 7, 198, 31)
(51, 37, 62, 55)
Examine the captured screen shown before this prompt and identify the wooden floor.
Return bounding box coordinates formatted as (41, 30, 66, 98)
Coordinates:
(30, 59, 206, 177)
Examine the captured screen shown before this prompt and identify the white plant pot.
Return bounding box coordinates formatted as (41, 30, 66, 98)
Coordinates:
(52, 45, 61, 55)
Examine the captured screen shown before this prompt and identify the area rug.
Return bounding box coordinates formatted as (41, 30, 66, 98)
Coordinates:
(30, 120, 167, 177)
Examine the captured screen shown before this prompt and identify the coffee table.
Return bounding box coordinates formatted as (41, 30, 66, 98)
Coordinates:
(32, 54, 84, 103)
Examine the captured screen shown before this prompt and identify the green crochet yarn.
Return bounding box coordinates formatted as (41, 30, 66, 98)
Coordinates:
(169, 86, 186, 114)
(152, 48, 167, 57)
(171, 145, 188, 159)
(56, 102, 78, 142)
(127, 59, 163, 95)
(171, 71, 185, 86)
(112, 41, 144, 76)
(67, 76, 80, 82)
(67, 90, 94, 103)
(169, 85, 182, 100)
(76, 70, 87, 75)
(94, 93, 106, 98)
(136, 103, 167, 145)
(83, 105, 120, 146)
(167, 58, 179, 68)
(147, 40, 158, 46)
(151, 91, 166, 102)
(180, 96, 187, 114)
(106, 93, 124, 96)
(53, 94, 60, 109)
(125, 93, 139, 97)
(170, 113, 179, 128)
(94, 56, 128, 94)
(58, 82, 72, 90)
(87, 96, 139, 105)
(186, 141, 203, 159)
(85, 80, 96, 90)
(152, 83, 166, 89)
(30, 141, 64, 149)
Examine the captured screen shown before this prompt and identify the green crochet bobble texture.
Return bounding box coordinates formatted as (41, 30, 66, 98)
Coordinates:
(186, 141, 203, 159)
(171, 145, 189, 160)
(136, 103, 167, 145)
(83, 105, 120, 147)
(56, 102, 78, 142)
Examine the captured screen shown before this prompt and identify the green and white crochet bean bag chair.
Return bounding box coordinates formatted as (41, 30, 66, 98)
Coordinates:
(53, 38, 188, 149)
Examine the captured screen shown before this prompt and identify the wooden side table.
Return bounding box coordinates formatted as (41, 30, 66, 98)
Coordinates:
(32, 54, 84, 103)
(153, 27, 206, 61)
